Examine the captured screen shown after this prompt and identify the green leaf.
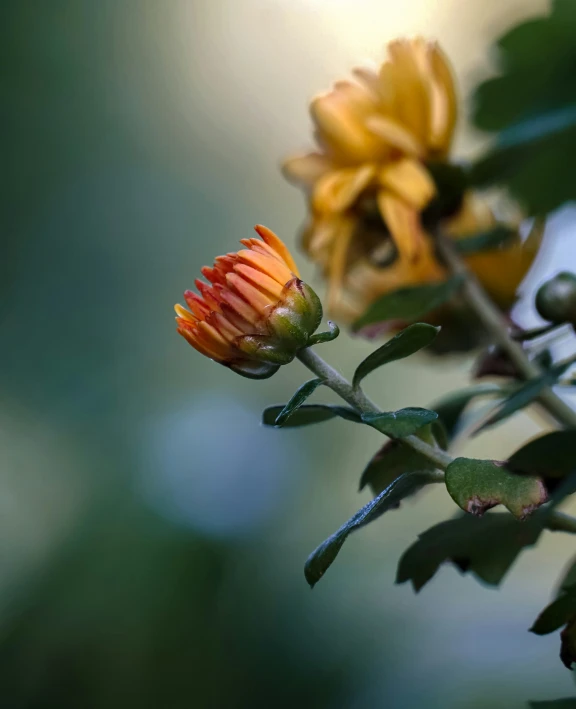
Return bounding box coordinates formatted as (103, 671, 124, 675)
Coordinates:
(362, 407, 438, 438)
(445, 457, 547, 519)
(306, 321, 340, 346)
(508, 430, 576, 492)
(352, 278, 462, 331)
(305, 472, 432, 588)
(530, 701, 576, 709)
(453, 225, 516, 254)
(397, 513, 542, 591)
(272, 378, 324, 426)
(262, 404, 361, 428)
(359, 425, 442, 495)
(430, 383, 504, 442)
(352, 323, 439, 387)
(530, 585, 576, 635)
(474, 362, 572, 434)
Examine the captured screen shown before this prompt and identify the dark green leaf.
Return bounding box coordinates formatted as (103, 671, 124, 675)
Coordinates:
(453, 225, 516, 254)
(445, 457, 547, 519)
(359, 424, 442, 495)
(272, 378, 324, 426)
(530, 701, 576, 709)
(474, 362, 572, 434)
(262, 404, 361, 428)
(397, 513, 542, 591)
(306, 321, 340, 346)
(352, 323, 439, 387)
(353, 278, 462, 331)
(559, 557, 576, 594)
(430, 383, 503, 442)
(530, 585, 576, 635)
(305, 472, 432, 588)
(362, 408, 438, 438)
(508, 430, 576, 493)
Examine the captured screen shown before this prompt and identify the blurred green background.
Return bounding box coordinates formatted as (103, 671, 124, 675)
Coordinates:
(3, 0, 576, 707)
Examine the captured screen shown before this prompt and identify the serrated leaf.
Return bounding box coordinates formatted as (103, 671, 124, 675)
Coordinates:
(352, 323, 439, 388)
(430, 383, 503, 442)
(529, 700, 576, 708)
(474, 362, 571, 434)
(531, 585, 576, 635)
(508, 430, 576, 493)
(397, 513, 542, 591)
(454, 225, 516, 254)
(362, 407, 438, 438)
(262, 404, 361, 428)
(305, 472, 432, 588)
(352, 278, 462, 331)
(445, 457, 547, 519)
(272, 378, 324, 426)
(359, 424, 442, 495)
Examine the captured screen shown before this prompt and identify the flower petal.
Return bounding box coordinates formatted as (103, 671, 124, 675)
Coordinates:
(312, 164, 376, 213)
(253, 225, 300, 276)
(282, 152, 334, 186)
(379, 158, 436, 210)
(365, 115, 423, 157)
(377, 191, 427, 262)
(233, 263, 284, 299)
(236, 249, 292, 285)
(428, 42, 457, 154)
(226, 272, 275, 313)
(326, 218, 355, 312)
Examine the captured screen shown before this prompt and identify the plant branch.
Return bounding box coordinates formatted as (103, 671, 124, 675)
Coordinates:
(297, 346, 453, 470)
(545, 510, 576, 534)
(436, 235, 576, 429)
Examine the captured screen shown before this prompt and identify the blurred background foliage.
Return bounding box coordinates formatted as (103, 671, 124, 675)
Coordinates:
(3, 0, 576, 707)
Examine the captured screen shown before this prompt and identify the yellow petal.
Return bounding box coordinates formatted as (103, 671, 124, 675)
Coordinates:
(282, 152, 334, 187)
(312, 164, 375, 213)
(428, 42, 458, 155)
(377, 191, 427, 262)
(379, 158, 436, 210)
(253, 225, 300, 276)
(365, 115, 423, 157)
(325, 218, 355, 313)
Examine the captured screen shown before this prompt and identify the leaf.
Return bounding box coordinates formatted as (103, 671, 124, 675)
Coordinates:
(352, 323, 439, 387)
(359, 424, 443, 495)
(272, 378, 324, 426)
(453, 225, 516, 254)
(445, 457, 547, 520)
(305, 472, 432, 588)
(508, 430, 576, 492)
(306, 321, 340, 346)
(474, 362, 571, 434)
(397, 513, 542, 591)
(529, 700, 576, 708)
(352, 278, 462, 331)
(262, 404, 361, 428)
(362, 408, 438, 438)
(530, 585, 576, 635)
(430, 383, 503, 442)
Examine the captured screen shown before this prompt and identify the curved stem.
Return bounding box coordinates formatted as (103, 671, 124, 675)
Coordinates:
(436, 235, 576, 429)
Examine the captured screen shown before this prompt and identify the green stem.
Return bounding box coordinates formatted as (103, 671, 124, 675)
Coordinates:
(297, 345, 576, 534)
(297, 347, 453, 471)
(436, 235, 576, 429)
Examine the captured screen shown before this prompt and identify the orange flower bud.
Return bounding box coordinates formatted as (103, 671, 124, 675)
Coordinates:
(175, 226, 323, 378)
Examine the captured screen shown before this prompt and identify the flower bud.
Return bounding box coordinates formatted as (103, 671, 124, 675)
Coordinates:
(535, 272, 576, 325)
(175, 225, 323, 378)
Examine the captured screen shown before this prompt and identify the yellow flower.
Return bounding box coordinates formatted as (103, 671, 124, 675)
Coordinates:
(175, 225, 322, 379)
(283, 38, 541, 322)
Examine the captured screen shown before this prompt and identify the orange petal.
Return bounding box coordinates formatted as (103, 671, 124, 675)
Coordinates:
(195, 280, 222, 311)
(365, 115, 423, 157)
(379, 158, 436, 210)
(184, 290, 210, 319)
(282, 152, 334, 187)
(236, 249, 292, 285)
(207, 311, 243, 342)
(201, 266, 226, 286)
(174, 304, 195, 323)
(377, 191, 426, 262)
(226, 272, 274, 314)
(233, 263, 284, 299)
(217, 286, 260, 325)
(253, 225, 300, 276)
(312, 164, 375, 214)
(220, 303, 254, 334)
(196, 321, 234, 359)
(178, 325, 225, 362)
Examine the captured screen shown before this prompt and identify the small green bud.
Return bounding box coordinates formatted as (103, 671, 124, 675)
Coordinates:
(535, 272, 576, 325)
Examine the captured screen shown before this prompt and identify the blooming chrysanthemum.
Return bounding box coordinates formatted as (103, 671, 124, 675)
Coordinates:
(175, 225, 322, 378)
(283, 38, 541, 321)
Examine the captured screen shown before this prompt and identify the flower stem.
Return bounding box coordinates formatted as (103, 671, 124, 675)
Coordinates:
(436, 235, 576, 429)
(297, 346, 453, 471)
(296, 345, 576, 534)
